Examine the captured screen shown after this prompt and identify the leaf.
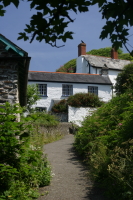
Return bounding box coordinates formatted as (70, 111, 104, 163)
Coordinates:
(2, 0, 19, 7)
(78, 5, 89, 12)
(17, 32, 29, 41)
(12, 0, 19, 8)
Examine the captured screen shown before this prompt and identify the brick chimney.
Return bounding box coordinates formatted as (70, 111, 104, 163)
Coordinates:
(78, 43, 86, 56)
(111, 48, 118, 59)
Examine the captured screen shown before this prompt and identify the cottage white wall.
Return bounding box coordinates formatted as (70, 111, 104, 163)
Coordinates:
(108, 70, 120, 86)
(68, 106, 97, 126)
(76, 56, 85, 73)
(28, 81, 63, 111)
(28, 81, 112, 111)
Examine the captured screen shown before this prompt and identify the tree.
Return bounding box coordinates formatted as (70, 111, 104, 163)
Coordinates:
(1, 0, 133, 54)
(27, 84, 40, 112)
(56, 59, 76, 73)
(56, 47, 133, 73)
(114, 63, 133, 95)
(87, 47, 123, 57)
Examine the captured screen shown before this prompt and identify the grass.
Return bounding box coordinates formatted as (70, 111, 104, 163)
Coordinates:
(30, 124, 63, 148)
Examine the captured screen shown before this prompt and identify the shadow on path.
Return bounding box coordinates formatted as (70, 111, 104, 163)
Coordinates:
(38, 134, 107, 200)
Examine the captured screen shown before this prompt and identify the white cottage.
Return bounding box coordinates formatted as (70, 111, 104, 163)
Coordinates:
(28, 71, 112, 111)
(28, 42, 131, 112)
(77, 43, 131, 86)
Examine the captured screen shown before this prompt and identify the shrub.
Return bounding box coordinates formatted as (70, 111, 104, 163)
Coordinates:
(51, 99, 68, 113)
(51, 93, 103, 113)
(26, 111, 59, 127)
(74, 91, 133, 199)
(26, 84, 40, 112)
(56, 59, 76, 73)
(108, 140, 133, 199)
(67, 92, 103, 107)
(0, 103, 51, 200)
(115, 63, 133, 95)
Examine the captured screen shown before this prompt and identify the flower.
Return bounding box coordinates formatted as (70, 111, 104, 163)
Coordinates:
(118, 123, 122, 126)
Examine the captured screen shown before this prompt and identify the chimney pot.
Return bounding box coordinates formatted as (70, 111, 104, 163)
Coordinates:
(111, 48, 118, 59)
(78, 43, 86, 56)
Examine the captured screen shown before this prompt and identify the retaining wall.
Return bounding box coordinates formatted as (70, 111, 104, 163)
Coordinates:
(68, 106, 97, 126)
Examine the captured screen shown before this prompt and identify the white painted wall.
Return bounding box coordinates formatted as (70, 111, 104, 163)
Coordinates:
(68, 106, 97, 126)
(108, 69, 120, 86)
(28, 81, 112, 111)
(76, 56, 84, 73)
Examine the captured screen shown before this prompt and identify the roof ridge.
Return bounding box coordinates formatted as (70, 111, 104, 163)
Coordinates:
(85, 54, 131, 61)
(29, 71, 99, 75)
(86, 54, 111, 59)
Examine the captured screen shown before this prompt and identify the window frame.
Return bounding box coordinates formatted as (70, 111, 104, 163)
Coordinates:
(38, 84, 47, 97)
(62, 84, 73, 97)
(88, 86, 98, 96)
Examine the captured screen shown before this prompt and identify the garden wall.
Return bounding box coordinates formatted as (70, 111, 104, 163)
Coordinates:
(68, 106, 97, 126)
(39, 122, 73, 135)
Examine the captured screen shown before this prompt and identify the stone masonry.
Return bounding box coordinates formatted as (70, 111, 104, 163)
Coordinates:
(0, 63, 19, 105)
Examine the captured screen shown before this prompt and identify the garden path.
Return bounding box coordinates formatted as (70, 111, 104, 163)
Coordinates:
(38, 134, 107, 200)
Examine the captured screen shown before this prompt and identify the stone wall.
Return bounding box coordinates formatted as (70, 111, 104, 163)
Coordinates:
(51, 112, 68, 122)
(0, 65, 18, 105)
(38, 122, 73, 135)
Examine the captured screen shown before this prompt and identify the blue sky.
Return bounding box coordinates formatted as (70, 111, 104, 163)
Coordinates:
(1, 1, 133, 72)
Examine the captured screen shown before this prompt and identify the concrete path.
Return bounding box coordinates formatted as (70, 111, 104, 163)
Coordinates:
(39, 134, 107, 200)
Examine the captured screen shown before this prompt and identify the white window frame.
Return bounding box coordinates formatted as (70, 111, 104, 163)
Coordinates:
(38, 84, 47, 96)
(88, 86, 98, 95)
(62, 84, 73, 97)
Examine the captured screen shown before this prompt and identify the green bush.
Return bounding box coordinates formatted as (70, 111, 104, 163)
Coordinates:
(0, 103, 51, 200)
(51, 93, 103, 113)
(67, 92, 103, 107)
(26, 111, 59, 127)
(56, 59, 76, 73)
(51, 99, 68, 113)
(74, 91, 133, 199)
(115, 63, 133, 95)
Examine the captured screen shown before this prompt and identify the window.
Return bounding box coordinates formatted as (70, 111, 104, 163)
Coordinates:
(88, 86, 98, 95)
(38, 84, 47, 96)
(62, 84, 73, 96)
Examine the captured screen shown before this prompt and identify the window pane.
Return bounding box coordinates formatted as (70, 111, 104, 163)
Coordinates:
(38, 84, 47, 96)
(88, 86, 98, 95)
(62, 84, 73, 96)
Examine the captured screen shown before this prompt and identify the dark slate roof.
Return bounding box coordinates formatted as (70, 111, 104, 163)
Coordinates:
(28, 71, 112, 85)
(83, 55, 131, 70)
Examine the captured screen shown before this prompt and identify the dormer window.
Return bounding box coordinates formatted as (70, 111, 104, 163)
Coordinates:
(100, 64, 108, 75)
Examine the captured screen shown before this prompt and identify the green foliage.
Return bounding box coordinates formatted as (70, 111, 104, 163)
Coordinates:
(119, 53, 133, 61)
(67, 92, 103, 107)
(51, 93, 103, 113)
(17, 0, 90, 46)
(56, 59, 76, 73)
(108, 140, 133, 200)
(115, 63, 133, 95)
(26, 111, 59, 127)
(74, 91, 133, 199)
(0, 102, 51, 200)
(51, 99, 68, 113)
(1, 0, 133, 51)
(87, 47, 123, 57)
(26, 84, 40, 112)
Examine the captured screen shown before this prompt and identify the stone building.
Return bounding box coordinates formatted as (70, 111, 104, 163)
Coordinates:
(0, 34, 31, 107)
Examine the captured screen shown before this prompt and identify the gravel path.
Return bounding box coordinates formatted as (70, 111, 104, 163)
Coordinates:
(38, 134, 107, 200)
